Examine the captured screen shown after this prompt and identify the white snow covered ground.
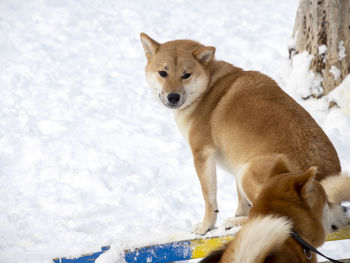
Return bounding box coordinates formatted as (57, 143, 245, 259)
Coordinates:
(0, 0, 349, 262)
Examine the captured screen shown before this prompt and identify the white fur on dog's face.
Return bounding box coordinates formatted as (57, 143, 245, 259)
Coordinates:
(145, 64, 209, 110)
(145, 72, 165, 104)
(180, 72, 209, 109)
(323, 202, 348, 234)
(141, 36, 213, 111)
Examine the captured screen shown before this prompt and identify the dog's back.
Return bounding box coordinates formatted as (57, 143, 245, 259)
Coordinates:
(201, 69, 340, 180)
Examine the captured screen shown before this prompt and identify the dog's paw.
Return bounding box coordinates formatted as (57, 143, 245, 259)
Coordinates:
(192, 222, 212, 235)
(224, 216, 248, 230)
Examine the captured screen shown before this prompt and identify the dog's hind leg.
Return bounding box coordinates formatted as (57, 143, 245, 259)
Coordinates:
(224, 156, 284, 230)
(224, 183, 250, 229)
(224, 216, 248, 229)
(235, 183, 251, 216)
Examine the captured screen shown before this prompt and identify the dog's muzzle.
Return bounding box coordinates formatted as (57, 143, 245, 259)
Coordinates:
(167, 93, 181, 105)
(160, 92, 184, 109)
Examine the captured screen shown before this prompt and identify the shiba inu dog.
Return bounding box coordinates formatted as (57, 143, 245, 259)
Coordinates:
(140, 33, 341, 235)
(200, 157, 349, 263)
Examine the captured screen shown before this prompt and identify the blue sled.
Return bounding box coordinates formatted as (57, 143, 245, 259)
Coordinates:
(52, 224, 350, 263)
(53, 246, 110, 263)
(52, 241, 192, 263)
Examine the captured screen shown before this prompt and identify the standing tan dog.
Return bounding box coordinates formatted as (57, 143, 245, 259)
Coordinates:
(200, 157, 349, 263)
(140, 33, 341, 235)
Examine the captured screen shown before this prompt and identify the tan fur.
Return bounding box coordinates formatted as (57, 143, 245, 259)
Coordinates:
(220, 216, 292, 263)
(140, 33, 341, 235)
(321, 173, 350, 204)
(202, 158, 348, 263)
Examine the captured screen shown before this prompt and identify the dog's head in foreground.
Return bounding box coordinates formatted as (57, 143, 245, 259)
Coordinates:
(202, 157, 349, 263)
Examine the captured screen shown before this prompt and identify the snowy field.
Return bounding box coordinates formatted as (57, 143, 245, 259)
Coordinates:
(0, 0, 350, 262)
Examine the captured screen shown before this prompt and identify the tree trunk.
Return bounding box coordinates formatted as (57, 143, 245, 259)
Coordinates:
(291, 0, 350, 97)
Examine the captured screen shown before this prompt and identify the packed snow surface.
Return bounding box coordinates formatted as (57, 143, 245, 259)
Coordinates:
(0, 0, 349, 262)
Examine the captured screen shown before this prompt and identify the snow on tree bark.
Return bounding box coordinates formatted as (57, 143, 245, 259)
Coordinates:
(291, 0, 350, 97)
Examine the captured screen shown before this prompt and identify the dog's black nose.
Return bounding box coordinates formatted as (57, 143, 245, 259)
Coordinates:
(331, 225, 339, 231)
(167, 93, 181, 105)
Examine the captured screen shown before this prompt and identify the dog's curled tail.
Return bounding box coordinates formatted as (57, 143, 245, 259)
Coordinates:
(201, 216, 292, 263)
(321, 172, 350, 204)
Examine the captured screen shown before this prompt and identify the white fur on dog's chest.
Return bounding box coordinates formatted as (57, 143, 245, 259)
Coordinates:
(173, 108, 194, 142)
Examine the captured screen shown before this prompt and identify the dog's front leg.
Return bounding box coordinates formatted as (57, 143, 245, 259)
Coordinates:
(192, 147, 218, 235)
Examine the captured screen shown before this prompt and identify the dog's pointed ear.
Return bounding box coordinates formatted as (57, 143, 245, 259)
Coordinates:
(193, 46, 215, 65)
(296, 166, 318, 198)
(140, 33, 160, 60)
(270, 155, 290, 176)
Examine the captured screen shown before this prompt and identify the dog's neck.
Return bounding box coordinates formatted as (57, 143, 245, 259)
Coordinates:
(292, 214, 326, 248)
(174, 60, 241, 115)
(251, 204, 326, 248)
(207, 60, 242, 88)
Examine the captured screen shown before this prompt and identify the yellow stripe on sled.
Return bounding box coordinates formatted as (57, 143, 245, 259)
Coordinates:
(191, 236, 234, 258)
(326, 224, 350, 241)
(189, 223, 350, 259)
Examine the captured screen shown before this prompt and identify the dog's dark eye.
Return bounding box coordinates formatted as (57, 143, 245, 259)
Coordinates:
(182, 73, 191, 79)
(159, 71, 167, 77)
(331, 225, 338, 231)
